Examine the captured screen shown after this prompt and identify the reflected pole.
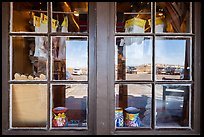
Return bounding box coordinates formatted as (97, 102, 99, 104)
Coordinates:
(117, 42, 128, 111)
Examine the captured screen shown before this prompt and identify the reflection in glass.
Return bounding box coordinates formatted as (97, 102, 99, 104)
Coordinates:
(156, 2, 190, 33)
(155, 84, 190, 127)
(115, 84, 152, 128)
(52, 84, 87, 127)
(12, 2, 47, 32)
(52, 37, 88, 81)
(115, 37, 152, 81)
(52, 2, 88, 32)
(12, 37, 48, 80)
(155, 37, 191, 80)
(11, 84, 47, 127)
(116, 2, 151, 33)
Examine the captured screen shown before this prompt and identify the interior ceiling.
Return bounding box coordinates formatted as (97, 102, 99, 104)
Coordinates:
(14, 2, 170, 14)
(117, 2, 132, 12)
(117, 2, 151, 12)
(13, 2, 88, 13)
(14, 2, 152, 13)
(69, 2, 88, 13)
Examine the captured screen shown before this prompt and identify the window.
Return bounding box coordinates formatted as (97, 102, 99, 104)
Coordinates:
(2, 2, 201, 135)
(113, 2, 201, 134)
(2, 2, 95, 135)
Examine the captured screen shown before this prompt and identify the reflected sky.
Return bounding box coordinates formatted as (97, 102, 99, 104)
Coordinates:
(66, 40, 88, 69)
(115, 38, 187, 67)
(64, 38, 187, 68)
(155, 39, 186, 66)
(125, 38, 152, 66)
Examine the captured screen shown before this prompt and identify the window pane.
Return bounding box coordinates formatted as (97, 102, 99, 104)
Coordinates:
(52, 37, 88, 81)
(115, 37, 152, 81)
(52, 2, 88, 33)
(155, 37, 191, 81)
(116, 2, 151, 33)
(12, 36, 48, 80)
(52, 84, 87, 127)
(11, 84, 47, 127)
(115, 84, 152, 128)
(155, 84, 190, 127)
(12, 2, 47, 32)
(156, 2, 190, 33)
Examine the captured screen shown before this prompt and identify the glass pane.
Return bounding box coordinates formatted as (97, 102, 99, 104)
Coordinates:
(155, 37, 191, 81)
(52, 84, 87, 127)
(12, 2, 47, 32)
(52, 2, 88, 32)
(155, 84, 190, 127)
(115, 84, 152, 128)
(115, 37, 152, 81)
(12, 36, 48, 80)
(11, 84, 47, 127)
(156, 2, 190, 33)
(116, 2, 151, 33)
(52, 37, 88, 81)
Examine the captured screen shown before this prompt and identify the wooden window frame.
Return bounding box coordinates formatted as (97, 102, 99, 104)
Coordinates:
(2, 2, 97, 135)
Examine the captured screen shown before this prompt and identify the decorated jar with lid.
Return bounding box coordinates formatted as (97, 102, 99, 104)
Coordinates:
(52, 107, 68, 127)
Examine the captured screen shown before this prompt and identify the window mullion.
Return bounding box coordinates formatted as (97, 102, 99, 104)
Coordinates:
(47, 2, 52, 129)
(151, 2, 156, 130)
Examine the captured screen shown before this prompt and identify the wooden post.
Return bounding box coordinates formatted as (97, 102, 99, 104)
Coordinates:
(117, 43, 128, 120)
(53, 60, 66, 107)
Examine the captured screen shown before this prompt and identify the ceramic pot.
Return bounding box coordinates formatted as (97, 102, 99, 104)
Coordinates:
(52, 107, 68, 127)
(115, 107, 124, 127)
(124, 107, 142, 127)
